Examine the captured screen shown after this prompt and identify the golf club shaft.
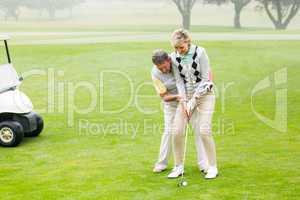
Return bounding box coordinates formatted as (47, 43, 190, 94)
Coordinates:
(180, 120, 189, 181)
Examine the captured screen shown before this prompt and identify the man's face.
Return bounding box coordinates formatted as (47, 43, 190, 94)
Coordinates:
(157, 59, 171, 74)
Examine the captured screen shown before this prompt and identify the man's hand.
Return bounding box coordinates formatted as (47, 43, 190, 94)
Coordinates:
(161, 94, 182, 102)
(176, 95, 182, 102)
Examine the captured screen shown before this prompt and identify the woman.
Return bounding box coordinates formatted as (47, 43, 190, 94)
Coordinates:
(168, 29, 218, 179)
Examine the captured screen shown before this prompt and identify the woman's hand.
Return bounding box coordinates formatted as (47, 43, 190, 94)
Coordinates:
(180, 100, 191, 121)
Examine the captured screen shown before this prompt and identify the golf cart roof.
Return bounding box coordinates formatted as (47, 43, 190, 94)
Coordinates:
(0, 35, 10, 41)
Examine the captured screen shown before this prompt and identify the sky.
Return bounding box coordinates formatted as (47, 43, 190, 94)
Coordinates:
(1, 0, 299, 29)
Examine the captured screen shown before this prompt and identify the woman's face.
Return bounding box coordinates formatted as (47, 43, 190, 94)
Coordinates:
(175, 42, 189, 55)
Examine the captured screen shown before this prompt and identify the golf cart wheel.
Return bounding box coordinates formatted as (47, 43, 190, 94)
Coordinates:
(0, 121, 24, 147)
(25, 114, 44, 137)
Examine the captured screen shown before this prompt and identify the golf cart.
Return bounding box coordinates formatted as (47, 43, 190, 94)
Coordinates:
(0, 35, 43, 147)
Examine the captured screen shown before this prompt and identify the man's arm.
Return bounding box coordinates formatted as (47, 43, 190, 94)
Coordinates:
(161, 93, 181, 102)
(152, 76, 181, 102)
(172, 62, 187, 101)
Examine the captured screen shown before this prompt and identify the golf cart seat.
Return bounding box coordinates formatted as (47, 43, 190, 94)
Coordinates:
(0, 64, 21, 94)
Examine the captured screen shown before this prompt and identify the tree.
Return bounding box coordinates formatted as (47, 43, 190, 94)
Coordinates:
(24, 0, 84, 20)
(204, 0, 251, 28)
(232, 0, 251, 28)
(172, 0, 197, 30)
(257, 0, 300, 29)
(0, 0, 22, 21)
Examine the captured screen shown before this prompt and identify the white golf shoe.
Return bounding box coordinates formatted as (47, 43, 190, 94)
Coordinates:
(205, 166, 218, 179)
(198, 164, 209, 174)
(167, 165, 184, 179)
(153, 164, 167, 173)
(200, 168, 208, 174)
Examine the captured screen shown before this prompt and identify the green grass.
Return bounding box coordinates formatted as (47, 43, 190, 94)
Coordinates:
(1, 22, 300, 34)
(0, 40, 299, 199)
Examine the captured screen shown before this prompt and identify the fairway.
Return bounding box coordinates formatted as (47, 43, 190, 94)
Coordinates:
(2, 23, 300, 45)
(0, 40, 299, 199)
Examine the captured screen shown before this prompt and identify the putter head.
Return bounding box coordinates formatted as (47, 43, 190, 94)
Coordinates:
(177, 179, 188, 187)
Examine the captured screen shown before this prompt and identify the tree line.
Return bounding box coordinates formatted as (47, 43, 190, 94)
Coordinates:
(0, 0, 299, 30)
(0, 0, 84, 21)
(173, 0, 300, 30)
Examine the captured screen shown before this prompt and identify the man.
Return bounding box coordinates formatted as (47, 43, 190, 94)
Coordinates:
(151, 49, 180, 173)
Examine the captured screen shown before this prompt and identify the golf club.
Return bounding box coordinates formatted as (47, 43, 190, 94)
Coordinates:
(178, 116, 190, 187)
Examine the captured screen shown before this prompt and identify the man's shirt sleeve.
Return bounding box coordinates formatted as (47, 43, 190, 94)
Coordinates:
(152, 76, 167, 95)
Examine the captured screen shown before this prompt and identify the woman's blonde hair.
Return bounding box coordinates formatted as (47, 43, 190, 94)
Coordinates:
(170, 29, 191, 47)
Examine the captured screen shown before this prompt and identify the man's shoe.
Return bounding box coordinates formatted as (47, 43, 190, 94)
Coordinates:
(153, 164, 167, 173)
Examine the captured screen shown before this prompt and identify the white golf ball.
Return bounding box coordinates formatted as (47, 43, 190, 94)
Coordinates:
(182, 181, 188, 186)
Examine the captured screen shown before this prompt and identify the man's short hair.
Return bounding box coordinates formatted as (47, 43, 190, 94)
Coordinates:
(152, 49, 169, 65)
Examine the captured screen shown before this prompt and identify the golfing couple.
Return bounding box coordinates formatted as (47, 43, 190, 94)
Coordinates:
(151, 29, 218, 179)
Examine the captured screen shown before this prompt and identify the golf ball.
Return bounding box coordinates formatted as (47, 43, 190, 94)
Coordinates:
(182, 181, 188, 186)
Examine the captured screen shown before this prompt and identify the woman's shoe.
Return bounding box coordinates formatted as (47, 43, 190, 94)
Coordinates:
(205, 166, 218, 179)
(167, 165, 184, 178)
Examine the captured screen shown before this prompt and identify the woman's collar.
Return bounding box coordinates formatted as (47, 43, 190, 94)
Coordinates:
(176, 44, 196, 58)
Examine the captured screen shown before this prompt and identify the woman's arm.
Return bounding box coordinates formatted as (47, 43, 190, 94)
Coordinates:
(187, 48, 213, 114)
(171, 60, 189, 118)
(193, 48, 212, 98)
